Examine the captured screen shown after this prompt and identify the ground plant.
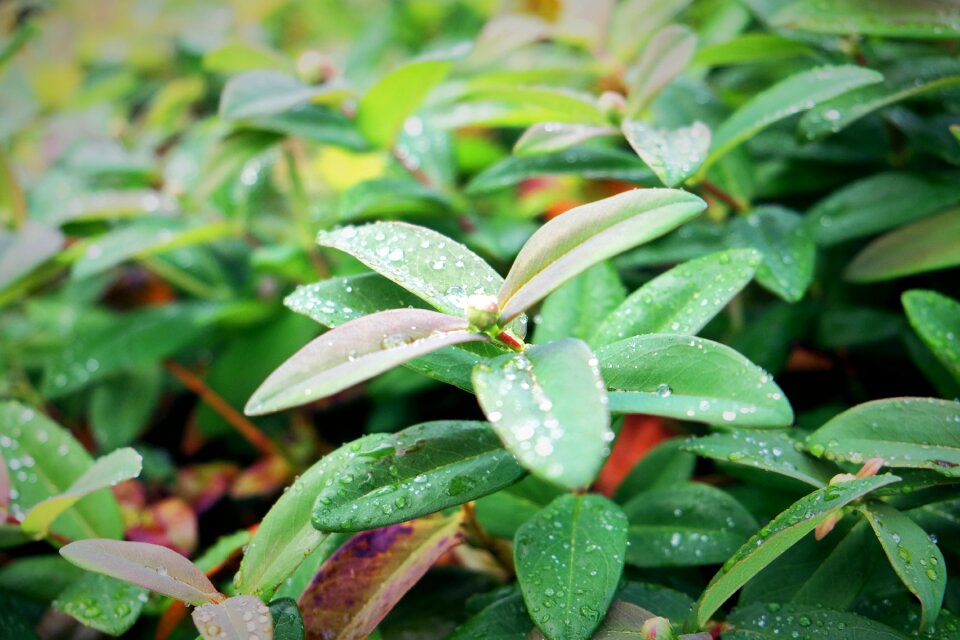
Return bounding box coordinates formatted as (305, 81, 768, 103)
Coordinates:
(1, 1, 960, 639)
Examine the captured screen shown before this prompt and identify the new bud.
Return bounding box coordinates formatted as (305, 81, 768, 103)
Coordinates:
(465, 294, 500, 331)
(641, 617, 678, 640)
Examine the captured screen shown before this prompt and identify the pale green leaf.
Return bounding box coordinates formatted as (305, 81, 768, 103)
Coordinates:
(622, 120, 711, 187)
(627, 25, 698, 117)
(193, 595, 274, 640)
(220, 70, 349, 120)
(514, 123, 618, 157)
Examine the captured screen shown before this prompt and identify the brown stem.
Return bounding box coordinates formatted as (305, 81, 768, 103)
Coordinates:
(699, 179, 747, 213)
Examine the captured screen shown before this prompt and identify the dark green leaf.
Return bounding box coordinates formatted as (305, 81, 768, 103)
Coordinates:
(617, 582, 695, 626)
(728, 206, 815, 302)
(270, 598, 305, 640)
(614, 439, 697, 503)
(449, 592, 532, 640)
(726, 602, 908, 639)
(474, 475, 563, 539)
(89, 365, 163, 450)
(286, 273, 428, 328)
(53, 573, 148, 636)
(340, 178, 450, 221)
(903, 290, 960, 385)
(245, 105, 368, 150)
(529, 601, 659, 640)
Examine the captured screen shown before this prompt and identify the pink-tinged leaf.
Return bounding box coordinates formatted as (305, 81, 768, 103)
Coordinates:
(60, 539, 221, 606)
(626, 25, 697, 118)
(193, 595, 274, 640)
(245, 309, 485, 415)
(126, 497, 199, 556)
(299, 510, 464, 640)
(469, 13, 551, 66)
(497, 189, 706, 323)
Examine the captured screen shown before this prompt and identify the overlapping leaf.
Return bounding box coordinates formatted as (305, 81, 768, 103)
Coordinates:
(847, 210, 960, 282)
(903, 291, 960, 384)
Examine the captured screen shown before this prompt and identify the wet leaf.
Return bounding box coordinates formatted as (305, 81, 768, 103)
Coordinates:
(53, 573, 148, 636)
(270, 598, 305, 640)
(728, 206, 814, 303)
(626, 25, 698, 117)
(474, 475, 564, 539)
(286, 273, 427, 327)
(473, 339, 611, 489)
(220, 70, 348, 120)
(298, 511, 464, 640)
(846, 210, 960, 282)
(903, 290, 960, 384)
(598, 334, 793, 427)
(246, 105, 368, 150)
(622, 120, 711, 187)
(449, 592, 532, 640)
(60, 539, 221, 605)
(514, 494, 628, 640)
(806, 398, 960, 476)
(534, 262, 626, 345)
(726, 602, 908, 639)
(514, 123, 618, 157)
(312, 420, 525, 531)
(193, 595, 274, 640)
(498, 189, 706, 322)
(746, 0, 960, 39)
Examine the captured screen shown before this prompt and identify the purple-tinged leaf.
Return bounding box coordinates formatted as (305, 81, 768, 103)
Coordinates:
(60, 539, 221, 606)
(497, 189, 706, 323)
(193, 595, 274, 640)
(469, 13, 551, 66)
(298, 511, 464, 640)
(626, 25, 697, 118)
(245, 309, 485, 415)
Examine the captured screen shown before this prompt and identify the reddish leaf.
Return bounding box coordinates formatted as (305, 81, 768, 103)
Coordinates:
(127, 497, 198, 556)
(230, 455, 292, 499)
(176, 463, 241, 513)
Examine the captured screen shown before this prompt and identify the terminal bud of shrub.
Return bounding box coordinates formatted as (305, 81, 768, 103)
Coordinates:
(641, 616, 678, 640)
(465, 294, 500, 331)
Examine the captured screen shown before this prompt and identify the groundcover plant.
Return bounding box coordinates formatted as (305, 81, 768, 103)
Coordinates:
(2, 0, 960, 638)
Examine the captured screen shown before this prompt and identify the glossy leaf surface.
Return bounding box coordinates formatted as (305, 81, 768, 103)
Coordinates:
(53, 573, 148, 636)
(728, 207, 814, 303)
(193, 595, 274, 640)
(622, 120, 710, 187)
(903, 290, 960, 384)
(684, 431, 835, 487)
(749, 0, 960, 39)
(726, 602, 908, 639)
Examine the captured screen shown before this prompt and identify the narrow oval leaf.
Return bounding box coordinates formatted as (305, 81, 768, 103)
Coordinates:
(726, 602, 909, 640)
(598, 334, 794, 427)
(22, 447, 142, 537)
(534, 262, 626, 345)
(298, 511, 464, 640)
(626, 25, 698, 117)
(60, 539, 221, 606)
(696, 474, 900, 627)
(702, 65, 882, 171)
(449, 592, 532, 640)
(806, 398, 960, 476)
(514, 123, 618, 157)
(53, 573, 148, 636)
(753, 0, 960, 39)
(861, 502, 945, 629)
(473, 339, 611, 490)
(728, 206, 815, 303)
(220, 70, 348, 120)
(340, 178, 450, 221)
(683, 431, 836, 488)
(622, 120, 711, 187)
(498, 189, 706, 322)
(312, 420, 525, 531)
(903, 291, 960, 384)
(591, 249, 760, 346)
(623, 483, 757, 568)
(515, 494, 628, 640)
(245, 309, 484, 415)
(846, 210, 960, 282)
(193, 595, 274, 640)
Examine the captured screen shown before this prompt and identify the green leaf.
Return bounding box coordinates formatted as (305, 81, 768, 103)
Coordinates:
(514, 123, 618, 157)
(534, 262, 626, 344)
(53, 573, 148, 636)
(695, 474, 900, 627)
(728, 207, 815, 302)
(903, 290, 960, 385)
(195, 530, 252, 574)
(434, 84, 606, 129)
(312, 420, 525, 531)
(89, 365, 163, 450)
(747, 0, 960, 39)
(245, 309, 484, 415)
(245, 105, 369, 150)
(465, 147, 655, 196)
(806, 172, 960, 246)
(60, 539, 221, 605)
(0, 222, 63, 290)
(298, 511, 464, 640)
(592, 249, 760, 346)
(846, 210, 960, 282)
(683, 431, 836, 488)
(498, 189, 706, 322)
(21, 447, 141, 538)
(861, 502, 945, 629)
(203, 42, 290, 73)
(449, 592, 532, 640)
(357, 57, 454, 148)
(0, 556, 83, 602)
(220, 70, 349, 120)
(193, 595, 274, 640)
(622, 483, 757, 568)
(598, 334, 794, 427)
(693, 34, 813, 67)
(701, 65, 882, 172)
(472, 339, 611, 490)
(286, 273, 428, 328)
(800, 58, 960, 140)
(806, 398, 960, 476)
(514, 494, 628, 640)
(614, 439, 697, 503)
(726, 602, 909, 639)
(0, 402, 124, 540)
(475, 475, 564, 539)
(617, 582, 695, 626)
(270, 598, 305, 640)
(340, 179, 450, 221)
(272, 532, 352, 602)
(529, 601, 659, 640)
(622, 120, 711, 187)
(627, 25, 697, 117)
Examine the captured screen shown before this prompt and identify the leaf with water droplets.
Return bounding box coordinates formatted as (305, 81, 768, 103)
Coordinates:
(514, 123, 618, 157)
(846, 210, 960, 283)
(299, 511, 464, 640)
(0, 401, 123, 540)
(53, 572, 148, 636)
(614, 439, 697, 503)
(696, 474, 900, 627)
(806, 398, 960, 476)
(861, 502, 945, 630)
(473, 339, 611, 489)
(700, 65, 882, 173)
(514, 493, 628, 640)
(60, 539, 221, 605)
(474, 475, 564, 539)
(529, 601, 661, 639)
(683, 431, 836, 488)
(312, 420, 525, 531)
(598, 334, 793, 427)
(726, 602, 909, 639)
(746, 0, 960, 39)
(449, 592, 533, 640)
(286, 273, 428, 328)
(432, 84, 607, 129)
(534, 262, 626, 345)
(592, 249, 760, 346)
(622, 483, 757, 568)
(245, 309, 485, 415)
(0, 221, 63, 290)
(626, 25, 697, 117)
(21, 447, 142, 538)
(269, 598, 305, 640)
(622, 120, 710, 187)
(220, 70, 348, 120)
(728, 206, 814, 303)
(498, 189, 706, 322)
(903, 291, 960, 385)
(193, 595, 274, 640)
